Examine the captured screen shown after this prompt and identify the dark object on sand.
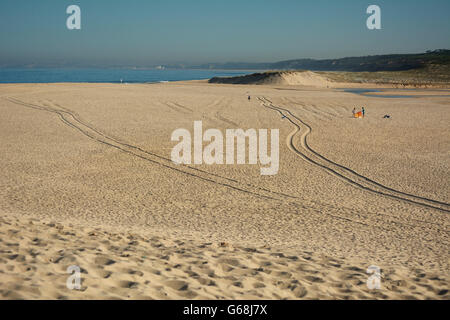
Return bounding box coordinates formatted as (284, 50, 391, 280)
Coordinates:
(383, 115, 391, 119)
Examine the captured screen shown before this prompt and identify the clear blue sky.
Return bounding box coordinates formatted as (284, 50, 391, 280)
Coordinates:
(0, 0, 449, 67)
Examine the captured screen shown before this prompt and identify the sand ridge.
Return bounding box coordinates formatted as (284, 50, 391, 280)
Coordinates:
(209, 71, 335, 87)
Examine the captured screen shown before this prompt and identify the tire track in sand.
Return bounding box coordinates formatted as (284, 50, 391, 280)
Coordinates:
(5, 97, 448, 233)
(258, 96, 450, 214)
(43, 98, 298, 201)
(6, 96, 297, 202)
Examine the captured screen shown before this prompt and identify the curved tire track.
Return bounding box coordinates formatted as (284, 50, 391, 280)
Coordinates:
(258, 96, 450, 213)
(6, 97, 296, 202)
(5, 96, 448, 234)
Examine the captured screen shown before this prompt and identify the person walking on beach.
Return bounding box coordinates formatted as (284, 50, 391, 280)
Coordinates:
(362, 107, 365, 118)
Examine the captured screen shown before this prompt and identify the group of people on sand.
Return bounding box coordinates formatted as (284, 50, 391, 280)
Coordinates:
(352, 107, 365, 118)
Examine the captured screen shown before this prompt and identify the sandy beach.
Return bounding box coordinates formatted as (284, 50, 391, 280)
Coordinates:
(0, 80, 449, 299)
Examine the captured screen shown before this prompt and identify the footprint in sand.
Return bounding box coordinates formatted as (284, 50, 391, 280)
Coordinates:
(293, 285, 308, 298)
(217, 258, 240, 267)
(164, 280, 189, 291)
(92, 269, 112, 279)
(304, 275, 325, 283)
(94, 256, 116, 266)
(196, 277, 216, 286)
(253, 282, 266, 289)
(117, 280, 139, 289)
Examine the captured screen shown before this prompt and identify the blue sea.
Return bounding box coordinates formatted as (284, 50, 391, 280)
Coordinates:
(0, 68, 254, 84)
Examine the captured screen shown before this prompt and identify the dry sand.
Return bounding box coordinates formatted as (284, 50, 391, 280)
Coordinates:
(0, 81, 449, 300)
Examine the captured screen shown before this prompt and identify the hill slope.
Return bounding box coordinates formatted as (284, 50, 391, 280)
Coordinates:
(188, 50, 450, 72)
(209, 70, 332, 87)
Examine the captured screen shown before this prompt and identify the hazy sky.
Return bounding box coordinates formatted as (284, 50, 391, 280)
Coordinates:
(1, 0, 449, 67)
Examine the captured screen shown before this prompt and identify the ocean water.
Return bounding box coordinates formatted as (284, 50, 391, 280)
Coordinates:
(0, 68, 253, 84)
(342, 88, 450, 98)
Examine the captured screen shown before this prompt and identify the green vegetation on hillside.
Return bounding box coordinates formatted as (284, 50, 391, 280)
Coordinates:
(176, 50, 450, 74)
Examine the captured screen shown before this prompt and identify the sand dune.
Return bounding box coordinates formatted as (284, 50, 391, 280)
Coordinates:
(209, 71, 334, 87)
(0, 82, 449, 300)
